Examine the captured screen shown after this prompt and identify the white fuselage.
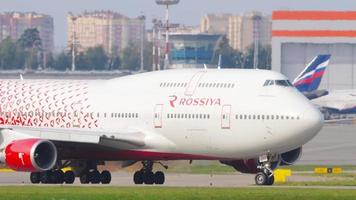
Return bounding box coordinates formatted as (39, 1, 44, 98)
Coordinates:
(0, 69, 323, 160)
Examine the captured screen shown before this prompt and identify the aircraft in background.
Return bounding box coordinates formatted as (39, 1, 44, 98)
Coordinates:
(293, 54, 331, 100)
(291, 54, 356, 119)
(0, 69, 323, 185)
(313, 89, 356, 120)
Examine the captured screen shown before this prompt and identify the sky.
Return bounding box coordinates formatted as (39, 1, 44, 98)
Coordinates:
(1, 0, 356, 48)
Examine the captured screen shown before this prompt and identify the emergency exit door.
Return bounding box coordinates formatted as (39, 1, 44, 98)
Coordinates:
(221, 105, 231, 129)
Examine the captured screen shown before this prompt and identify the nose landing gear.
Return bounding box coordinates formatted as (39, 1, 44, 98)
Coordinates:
(255, 154, 275, 186)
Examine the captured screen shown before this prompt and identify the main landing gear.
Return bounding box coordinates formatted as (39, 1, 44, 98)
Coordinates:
(133, 161, 166, 185)
(254, 155, 275, 186)
(30, 170, 75, 184)
(30, 161, 112, 184)
(79, 170, 111, 184)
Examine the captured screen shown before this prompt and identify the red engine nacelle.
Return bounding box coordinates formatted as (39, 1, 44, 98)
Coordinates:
(1, 138, 57, 172)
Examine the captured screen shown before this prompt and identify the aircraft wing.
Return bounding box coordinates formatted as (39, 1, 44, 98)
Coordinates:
(0, 125, 175, 150)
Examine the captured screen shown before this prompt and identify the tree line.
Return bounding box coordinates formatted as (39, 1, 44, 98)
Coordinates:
(0, 29, 271, 71)
(0, 28, 153, 71)
(212, 36, 271, 69)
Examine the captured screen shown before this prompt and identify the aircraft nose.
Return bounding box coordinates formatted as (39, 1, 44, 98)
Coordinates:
(301, 105, 324, 140)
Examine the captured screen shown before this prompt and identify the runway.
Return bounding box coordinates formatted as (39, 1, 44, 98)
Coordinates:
(0, 171, 340, 187)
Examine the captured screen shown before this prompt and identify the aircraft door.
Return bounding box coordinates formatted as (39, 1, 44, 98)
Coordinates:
(221, 104, 231, 129)
(154, 104, 163, 128)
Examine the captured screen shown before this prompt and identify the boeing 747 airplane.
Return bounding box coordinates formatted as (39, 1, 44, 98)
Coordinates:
(0, 69, 323, 185)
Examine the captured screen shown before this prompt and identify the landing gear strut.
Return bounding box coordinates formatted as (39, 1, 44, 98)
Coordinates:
(255, 155, 275, 186)
(133, 161, 166, 185)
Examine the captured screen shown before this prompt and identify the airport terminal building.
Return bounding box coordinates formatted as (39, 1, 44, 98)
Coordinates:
(272, 11, 356, 90)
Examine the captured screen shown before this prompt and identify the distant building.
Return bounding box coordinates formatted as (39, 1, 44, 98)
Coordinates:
(0, 12, 54, 52)
(200, 12, 271, 52)
(228, 12, 271, 52)
(168, 33, 222, 69)
(200, 14, 231, 34)
(67, 11, 145, 55)
(272, 10, 356, 90)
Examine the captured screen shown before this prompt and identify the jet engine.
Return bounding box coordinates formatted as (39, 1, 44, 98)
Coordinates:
(280, 147, 302, 166)
(0, 138, 57, 172)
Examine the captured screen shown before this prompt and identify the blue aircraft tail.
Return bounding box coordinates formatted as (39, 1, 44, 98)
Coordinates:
(293, 54, 331, 93)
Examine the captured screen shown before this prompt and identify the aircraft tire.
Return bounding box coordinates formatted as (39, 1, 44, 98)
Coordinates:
(154, 171, 165, 184)
(80, 173, 90, 184)
(53, 170, 64, 184)
(100, 170, 111, 184)
(133, 171, 144, 184)
(40, 172, 51, 184)
(63, 171, 75, 184)
(30, 172, 41, 184)
(255, 172, 268, 185)
(266, 175, 275, 185)
(89, 170, 101, 184)
(143, 171, 155, 185)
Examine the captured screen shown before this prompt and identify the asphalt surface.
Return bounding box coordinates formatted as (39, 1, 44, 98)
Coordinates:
(300, 123, 356, 165)
(0, 171, 341, 187)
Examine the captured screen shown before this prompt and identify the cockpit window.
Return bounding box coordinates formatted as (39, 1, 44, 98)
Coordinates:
(263, 80, 293, 87)
(263, 80, 270, 86)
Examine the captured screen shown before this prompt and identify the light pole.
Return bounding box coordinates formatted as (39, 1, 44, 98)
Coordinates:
(71, 16, 77, 71)
(252, 14, 261, 69)
(155, 0, 180, 69)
